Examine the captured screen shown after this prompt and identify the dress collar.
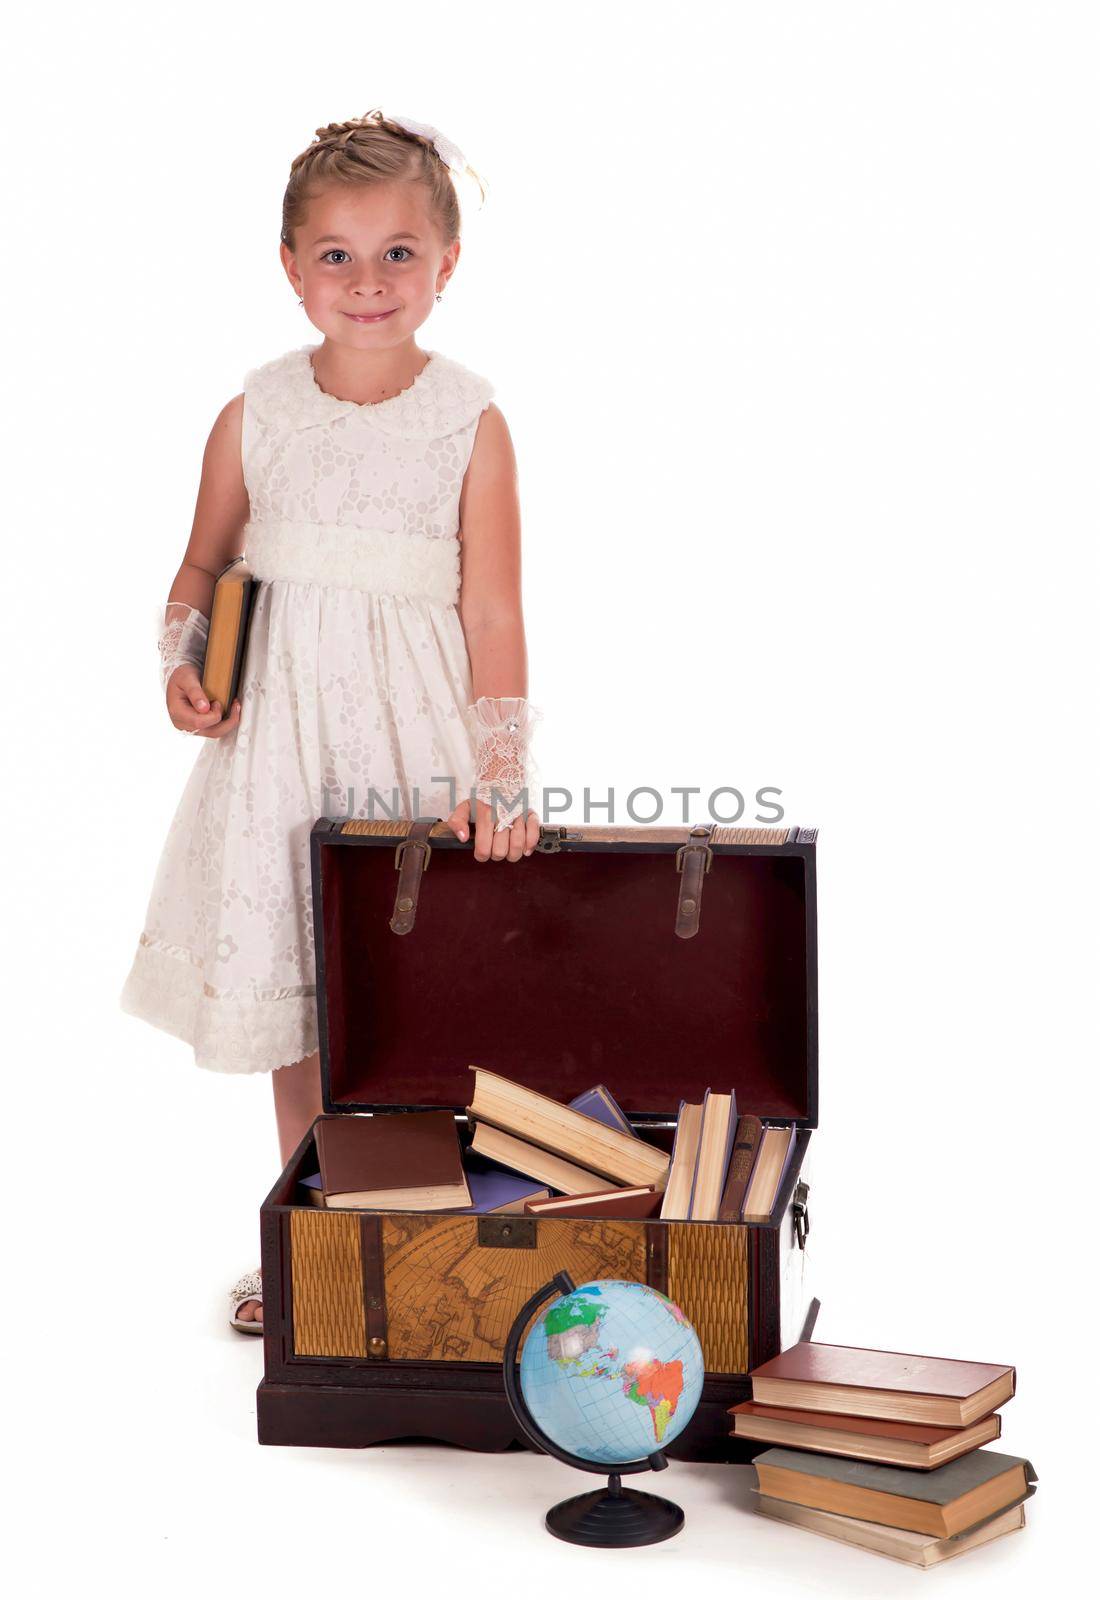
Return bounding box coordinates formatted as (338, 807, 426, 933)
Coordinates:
(244, 343, 495, 438)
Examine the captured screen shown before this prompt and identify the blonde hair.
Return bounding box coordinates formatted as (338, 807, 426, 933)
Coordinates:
(281, 109, 485, 252)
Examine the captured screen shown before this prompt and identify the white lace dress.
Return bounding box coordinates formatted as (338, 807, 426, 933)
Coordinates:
(119, 342, 495, 1074)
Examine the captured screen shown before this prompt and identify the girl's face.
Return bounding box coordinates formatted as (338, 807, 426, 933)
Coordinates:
(281, 181, 459, 349)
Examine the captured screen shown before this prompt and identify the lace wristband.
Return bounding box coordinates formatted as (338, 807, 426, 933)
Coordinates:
(467, 695, 543, 832)
(159, 600, 210, 693)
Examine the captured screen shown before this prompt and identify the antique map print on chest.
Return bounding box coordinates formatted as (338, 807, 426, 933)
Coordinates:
(287, 1205, 751, 1373)
(381, 1215, 648, 1363)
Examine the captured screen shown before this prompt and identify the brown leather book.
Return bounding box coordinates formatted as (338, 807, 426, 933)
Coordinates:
(314, 1111, 471, 1210)
(729, 1400, 1003, 1468)
(751, 1447, 1036, 1539)
(201, 555, 257, 717)
(750, 1342, 1016, 1427)
(718, 1114, 763, 1221)
(523, 1185, 661, 1219)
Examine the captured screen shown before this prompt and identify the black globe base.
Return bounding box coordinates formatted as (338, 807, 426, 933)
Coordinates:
(545, 1474, 685, 1547)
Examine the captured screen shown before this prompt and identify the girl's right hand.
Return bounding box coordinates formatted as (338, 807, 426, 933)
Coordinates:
(167, 665, 242, 737)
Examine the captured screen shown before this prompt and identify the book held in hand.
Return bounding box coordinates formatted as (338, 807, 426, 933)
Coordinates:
(749, 1341, 1017, 1426)
(313, 1110, 471, 1210)
(201, 554, 256, 716)
(751, 1446, 1037, 1539)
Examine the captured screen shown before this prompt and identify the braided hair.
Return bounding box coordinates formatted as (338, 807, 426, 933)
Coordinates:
(281, 109, 485, 251)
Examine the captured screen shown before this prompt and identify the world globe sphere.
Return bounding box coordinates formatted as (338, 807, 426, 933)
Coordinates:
(518, 1279, 705, 1466)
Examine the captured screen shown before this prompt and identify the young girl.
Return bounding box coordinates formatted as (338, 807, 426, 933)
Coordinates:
(119, 109, 541, 1332)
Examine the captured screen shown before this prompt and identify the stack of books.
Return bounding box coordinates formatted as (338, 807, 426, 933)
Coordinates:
(732, 1342, 1037, 1567)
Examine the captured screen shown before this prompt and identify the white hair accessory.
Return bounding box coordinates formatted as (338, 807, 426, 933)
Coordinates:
(385, 112, 469, 178)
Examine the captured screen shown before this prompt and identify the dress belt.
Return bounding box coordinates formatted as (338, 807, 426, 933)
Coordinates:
(242, 518, 460, 604)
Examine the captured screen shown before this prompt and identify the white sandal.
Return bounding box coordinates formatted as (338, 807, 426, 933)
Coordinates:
(229, 1268, 263, 1334)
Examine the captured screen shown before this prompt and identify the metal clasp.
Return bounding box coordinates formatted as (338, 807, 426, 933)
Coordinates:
(394, 837, 432, 872)
(477, 1215, 537, 1248)
(792, 1180, 810, 1250)
(675, 834, 714, 876)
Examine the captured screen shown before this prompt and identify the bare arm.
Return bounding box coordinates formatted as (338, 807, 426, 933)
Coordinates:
(458, 403, 529, 697)
(455, 404, 538, 862)
(168, 392, 251, 615)
(162, 393, 250, 737)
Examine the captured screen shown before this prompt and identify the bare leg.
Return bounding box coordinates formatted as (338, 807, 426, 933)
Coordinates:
(236, 1049, 323, 1325)
(272, 1048, 324, 1166)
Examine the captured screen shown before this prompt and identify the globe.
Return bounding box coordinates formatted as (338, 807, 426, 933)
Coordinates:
(518, 1279, 705, 1466)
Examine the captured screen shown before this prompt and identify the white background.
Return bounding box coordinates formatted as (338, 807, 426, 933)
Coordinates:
(5, 3, 1096, 1596)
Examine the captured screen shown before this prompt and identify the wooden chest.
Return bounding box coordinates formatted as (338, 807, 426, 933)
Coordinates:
(257, 818, 819, 1463)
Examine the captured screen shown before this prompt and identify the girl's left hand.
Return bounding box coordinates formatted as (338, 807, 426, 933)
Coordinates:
(447, 798, 539, 862)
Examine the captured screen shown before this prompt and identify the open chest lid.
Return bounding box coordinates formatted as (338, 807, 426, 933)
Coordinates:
(310, 819, 818, 1127)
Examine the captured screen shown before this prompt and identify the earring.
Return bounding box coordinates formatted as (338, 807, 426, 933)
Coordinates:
(436, 292, 443, 303)
(297, 297, 304, 307)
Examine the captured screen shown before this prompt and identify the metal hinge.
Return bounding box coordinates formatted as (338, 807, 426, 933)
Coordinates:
(792, 1180, 810, 1250)
(534, 827, 569, 854)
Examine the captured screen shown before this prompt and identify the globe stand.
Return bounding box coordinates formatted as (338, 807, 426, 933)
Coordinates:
(502, 1271, 687, 1548)
(544, 1471, 685, 1548)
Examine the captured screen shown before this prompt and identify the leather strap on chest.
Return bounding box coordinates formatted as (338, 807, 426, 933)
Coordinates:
(390, 817, 439, 935)
(674, 824, 715, 938)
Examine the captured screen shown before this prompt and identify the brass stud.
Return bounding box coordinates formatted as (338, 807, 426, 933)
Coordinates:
(367, 1336, 388, 1359)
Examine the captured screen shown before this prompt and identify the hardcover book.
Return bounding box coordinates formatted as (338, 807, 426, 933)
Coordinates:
(729, 1400, 1002, 1468)
(742, 1123, 798, 1222)
(754, 1495, 1026, 1567)
(659, 1100, 704, 1220)
(751, 1446, 1037, 1539)
(688, 1089, 737, 1220)
(466, 1065, 670, 1189)
(568, 1084, 635, 1136)
(524, 1185, 662, 1219)
(718, 1114, 763, 1221)
(313, 1110, 470, 1210)
(750, 1342, 1016, 1426)
(468, 1122, 615, 1195)
(201, 555, 256, 717)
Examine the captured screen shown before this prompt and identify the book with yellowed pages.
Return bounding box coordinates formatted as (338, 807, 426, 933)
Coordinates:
(753, 1494, 1026, 1567)
(466, 1066, 670, 1190)
(200, 555, 256, 717)
(468, 1122, 616, 1196)
(750, 1447, 1037, 1539)
(524, 1185, 661, 1219)
(313, 1110, 470, 1210)
(688, 1088, 737, 1220)
(659, 1100, 703, 1219)
(729, 1400, 1003, 1468)
(741, 1122, 798, 1221)
(749, 1341, 1017, 1426)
